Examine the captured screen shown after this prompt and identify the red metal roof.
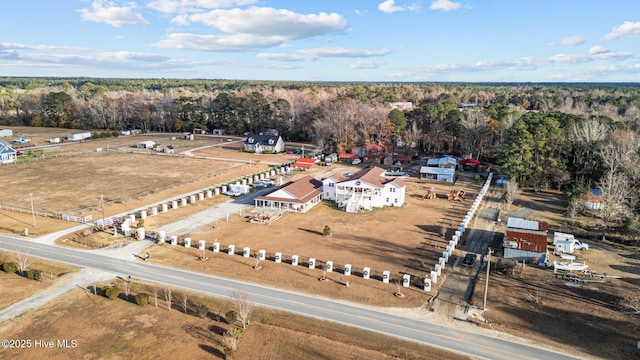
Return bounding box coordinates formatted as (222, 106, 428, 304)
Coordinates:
(506, 230, 548, 252)
(339, 153, 359, 159)
(293, 162, 313, 168)
(296, 157, 316, 164)
(393, 155, 412, 161)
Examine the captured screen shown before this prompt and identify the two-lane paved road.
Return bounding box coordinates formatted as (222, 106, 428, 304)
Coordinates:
(0, 234, 580, 360)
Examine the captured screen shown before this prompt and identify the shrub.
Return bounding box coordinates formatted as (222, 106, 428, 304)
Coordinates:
(323, 225, 331, 236)
(196, 304, 209, 319)
(102, 285, 120, 300)
(26, 269, 43, 281)
(134, 293, 149, 306)
(225, 310, 237, 325)
(2, 262, 17, 274)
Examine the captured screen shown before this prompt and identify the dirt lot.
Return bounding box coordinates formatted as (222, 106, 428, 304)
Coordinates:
(0, 283, 467, 360)
(0, 251, 79, 309)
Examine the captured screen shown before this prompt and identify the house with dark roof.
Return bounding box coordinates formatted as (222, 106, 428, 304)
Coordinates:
(322, 166, 406, 213)
(244, 134, 285, 153)
(0, 139, 17, 164)
(254, 175, 323, 213)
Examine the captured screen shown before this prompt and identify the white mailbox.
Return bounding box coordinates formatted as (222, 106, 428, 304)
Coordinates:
(344, 264, 352, 276)
(198, 240, 205, 251)
(184, 237, 191, 248)
(212, 242, 220, 252)
(228, 244, 235, 255)
(325, 261, 333, 273)
(258, 249, 266, 261)
(308, 257, 315, 269)
(402, 274, 411, 288)
(363, 267, 370, 279)
(243, 247, 250, 258)
(423, 278, 432, 291)
(382, 270, 390, 284)
(275, 252, 282, 263)
(291, 255, 298, 266)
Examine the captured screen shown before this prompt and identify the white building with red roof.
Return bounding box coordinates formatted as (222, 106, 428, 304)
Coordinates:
(254, 175, 323, 213)
(322, 166, 405, 213)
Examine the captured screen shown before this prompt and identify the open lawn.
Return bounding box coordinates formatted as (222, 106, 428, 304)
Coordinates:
(140, 174, 481, 308)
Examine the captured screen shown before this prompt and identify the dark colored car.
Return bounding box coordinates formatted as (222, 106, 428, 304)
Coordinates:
(462, 253, 476, 267)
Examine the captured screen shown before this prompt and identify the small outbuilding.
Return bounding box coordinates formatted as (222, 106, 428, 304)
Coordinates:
(67, 131, 92, 141)
(137, 140, 156, 149)
(420, 166, 456, 182)
(0, 129, 13, 137)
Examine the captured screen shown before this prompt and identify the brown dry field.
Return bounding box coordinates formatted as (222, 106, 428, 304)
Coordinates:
(0, 251, 79, 309)
(470, 189, 640, 360)
(0, 126, 296, 223)
(0, 284, 468, 360)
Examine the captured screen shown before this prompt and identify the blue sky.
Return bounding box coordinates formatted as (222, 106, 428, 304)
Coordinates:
(2, 0, 640, 82)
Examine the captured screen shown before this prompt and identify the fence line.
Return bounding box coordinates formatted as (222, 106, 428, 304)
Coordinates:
(0, 204, 59, 219)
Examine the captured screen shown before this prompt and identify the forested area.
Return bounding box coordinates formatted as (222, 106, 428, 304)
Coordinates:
(0, 78, 639, 238)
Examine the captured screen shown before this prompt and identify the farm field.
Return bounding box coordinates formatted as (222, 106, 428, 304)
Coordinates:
(0, 127, 296, 222)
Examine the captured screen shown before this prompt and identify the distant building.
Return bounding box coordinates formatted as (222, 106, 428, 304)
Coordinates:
(137, 140, 155, 149)
(389, 102, 414, 111)
(67, 131, 91, 141)
(244, 134, 285, 153)
(0, 139, 17, 164)
(0, 129, 13, 137)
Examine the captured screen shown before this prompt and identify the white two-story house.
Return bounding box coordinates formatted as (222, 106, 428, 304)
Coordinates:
(322, 166, 405, 213)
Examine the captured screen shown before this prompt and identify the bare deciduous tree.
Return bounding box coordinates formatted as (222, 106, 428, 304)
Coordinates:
(164, 287, 173, 311)
(232, 290, 252, 329)
(180, 293, 188, 314)
(15, 249, 30, 276)
(504, 179, 520, 210)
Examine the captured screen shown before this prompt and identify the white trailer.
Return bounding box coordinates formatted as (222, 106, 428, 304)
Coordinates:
(554, 239, 575, 255)
(226, 184, 250, 196)
(67, 131, 92, 141)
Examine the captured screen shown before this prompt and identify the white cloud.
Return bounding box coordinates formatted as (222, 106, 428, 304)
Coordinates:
(154, 33, 284, 51)
(378, 0, 421, 14)
(158, 7, 348, 52)
(184, 7, 347, 39)
(549, 50, 631, 64)
(350, 60, 387, 69)
(257, 53, 313, 62)
(298, 47, 391, 58)
(430, 0, 461, 12)
(0, 43, 89, 52)
(257, 47, 391, 63)
(588, 45, 608, 55)
(548, 35, 585, 47)
(604, 21, 640, 40)
(147, 0, 257, 14)
(78, 0, 149, 27)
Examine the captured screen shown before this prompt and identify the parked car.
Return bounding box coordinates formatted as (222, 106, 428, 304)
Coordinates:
(265, 178, 276, 186)
(352, 158, 362, 165)
(16, 151, 24, 156)
(562, 273, 581, 282)
(253, 181, 268, 188)
(343, 172, 353, 177)
(462, 253, 476, 267)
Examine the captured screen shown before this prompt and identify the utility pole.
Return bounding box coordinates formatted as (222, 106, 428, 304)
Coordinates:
(483, 247, 492, 311)
(29, 192, 36, 227)
(98, 195, 105, 231)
